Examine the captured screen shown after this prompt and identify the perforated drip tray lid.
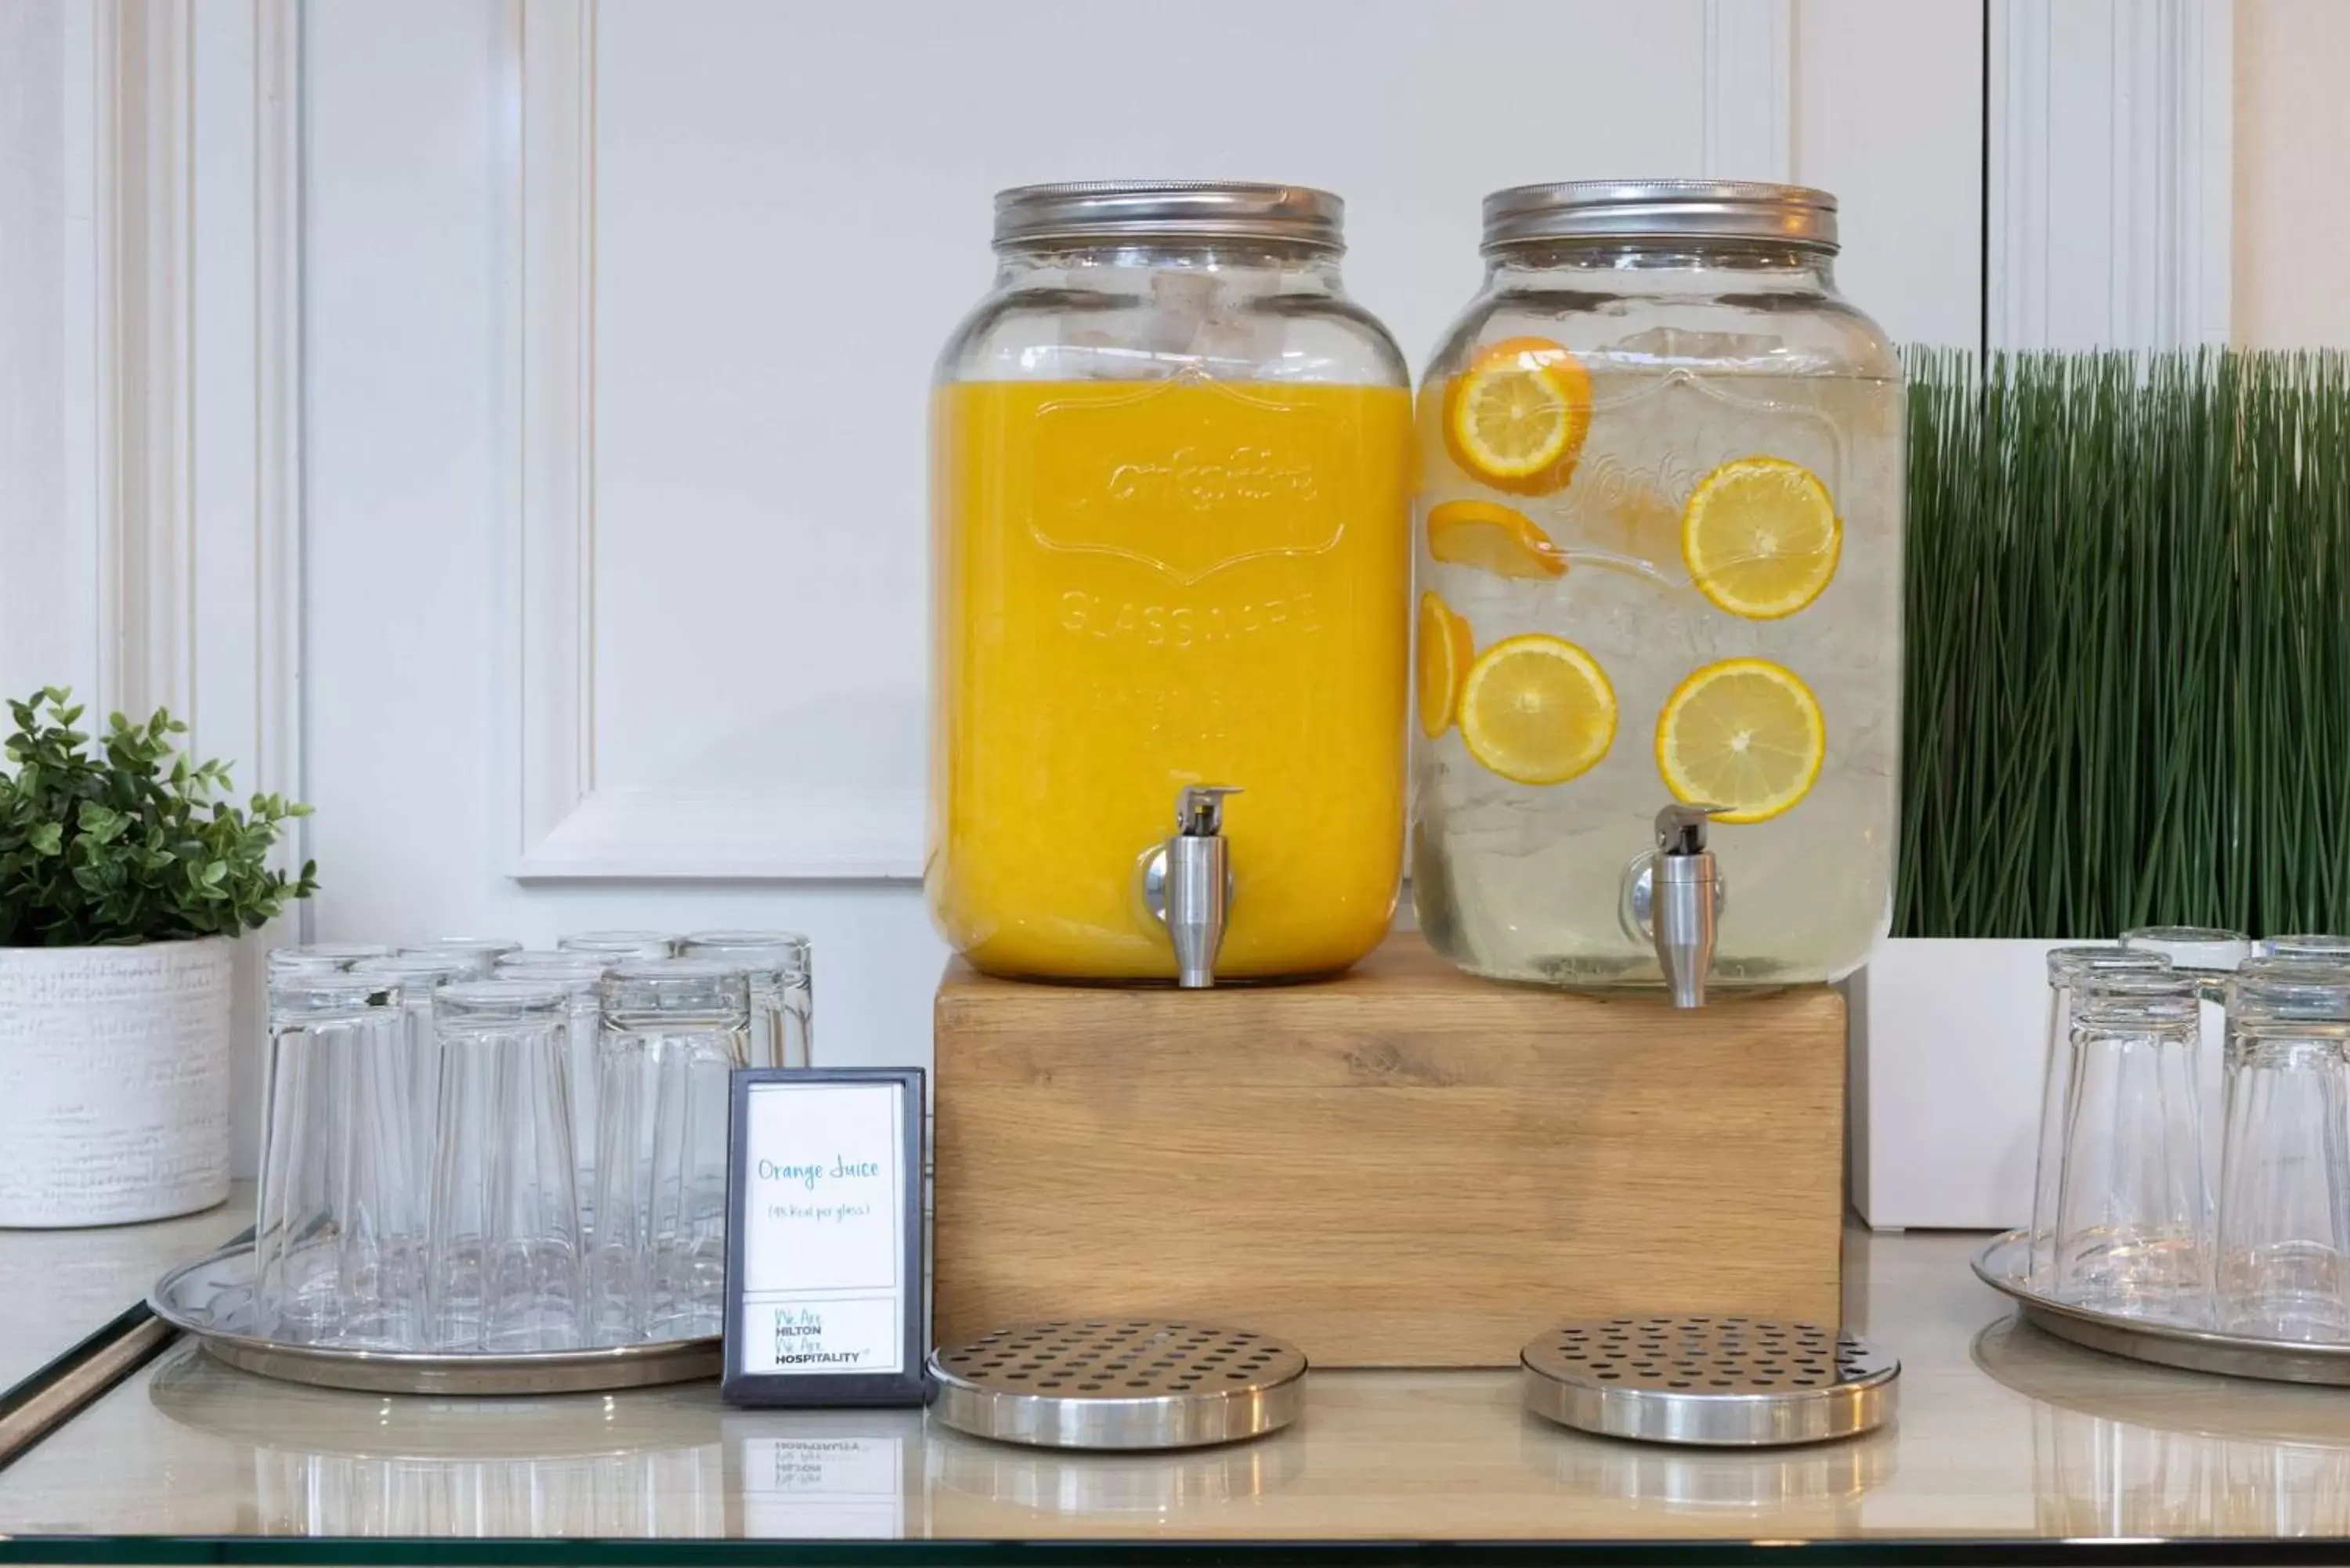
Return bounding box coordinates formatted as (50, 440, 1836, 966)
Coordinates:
(927, 1321, 1307, 1451)
(1521, 1316, 1898, 1447)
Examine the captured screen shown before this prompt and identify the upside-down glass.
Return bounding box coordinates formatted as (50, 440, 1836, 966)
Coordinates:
(255, 974, 421, 1348)
(266, 943, 392, 980)
(2122, 924, 2249, 1193)
(2120, 926, 2252, 992)
(559, 931, 678, 961)
(2030, 947, 2175, 1287)
(677, 930, 812, 1068)
(428, 981, 583, 1352)
(349, 952, 473, 1198)
(2055, 970, 2211, 1321)
(497, 948, 621, 1227)
(2258, 934, 2350, 966)
(2215, 969, 2350, 1342)
(589, 961, 750, 1344)
(400, 938, 523, 978)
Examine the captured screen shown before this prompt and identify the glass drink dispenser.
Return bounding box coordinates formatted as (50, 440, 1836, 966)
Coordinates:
(929, 182, 1412, 984)
(1410, 182, 1903, 1003)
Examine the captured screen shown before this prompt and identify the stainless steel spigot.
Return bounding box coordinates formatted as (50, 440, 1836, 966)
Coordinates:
(1634, 804, 1729, 1009)
(1142, 786, 1240, 989)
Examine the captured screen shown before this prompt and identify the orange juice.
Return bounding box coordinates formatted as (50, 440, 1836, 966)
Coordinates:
(929, 377, 1412, 981)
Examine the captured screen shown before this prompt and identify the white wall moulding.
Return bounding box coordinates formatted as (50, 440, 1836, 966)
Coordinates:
(2, 0, 309, 1177)
(511, 0, 924, 880)
(507, 0, 1980, 883)
(1989, 0, 2234, 350)
(1702, 0, 1794, 182)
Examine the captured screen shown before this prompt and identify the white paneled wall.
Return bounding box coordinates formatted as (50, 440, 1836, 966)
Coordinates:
(31, 0, 2267, 1174)
(297, 1, 1990, 1180)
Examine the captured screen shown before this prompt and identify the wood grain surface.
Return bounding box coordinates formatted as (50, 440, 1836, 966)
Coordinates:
(934, 935, 1846, 1366)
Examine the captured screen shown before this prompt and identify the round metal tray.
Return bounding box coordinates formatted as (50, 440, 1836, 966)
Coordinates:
(1973, 1229, 2350, 1387)
(1521, 1316, 1898, 1447)
(927, 1320, 1306, 1451)
(150, 1245, 720, 1396)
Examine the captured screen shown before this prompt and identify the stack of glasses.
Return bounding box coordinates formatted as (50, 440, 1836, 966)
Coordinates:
(253, 929, 815, 1353)
(2030, 926, 2350, 1342)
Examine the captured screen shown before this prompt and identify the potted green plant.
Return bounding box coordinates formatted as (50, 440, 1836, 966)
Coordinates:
(1852, 349, 2350, 1228)
(0, 689, 316, 1226)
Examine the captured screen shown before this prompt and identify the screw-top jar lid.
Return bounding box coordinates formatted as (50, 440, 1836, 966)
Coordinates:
(1480, 180, 1838, 255)
(993, 182, 1345, 253)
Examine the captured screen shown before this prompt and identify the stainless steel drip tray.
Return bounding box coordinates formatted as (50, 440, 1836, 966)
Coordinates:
(1522, 1316, 1898, 1447)
(150, 1245, 720, 1396)
(927, 1320, 1306, 1451)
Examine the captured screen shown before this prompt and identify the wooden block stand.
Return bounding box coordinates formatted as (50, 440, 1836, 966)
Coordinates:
(933, 934, 1846, 1368)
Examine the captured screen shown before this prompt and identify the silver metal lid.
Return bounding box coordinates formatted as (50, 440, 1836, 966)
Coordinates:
(993, 182, 1344, 253)
(928, 1320, 1306, 1451)
(1481, 180, 1838, 255)
(1522, 1317, 1896, 1447)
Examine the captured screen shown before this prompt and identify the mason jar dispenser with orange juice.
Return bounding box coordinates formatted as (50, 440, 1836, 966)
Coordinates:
(929, 182, 1412, 984)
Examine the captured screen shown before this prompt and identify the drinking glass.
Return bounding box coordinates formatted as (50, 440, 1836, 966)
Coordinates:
(428, 981, 583, 1352)
(399, 938, 522, 978)
(2214, 969, 2350, 1341)
(2258, 934, 2350, 966)
(678, 930, 813, 1068)
(351, 952, 473, 1194)
(559, 930, 678, 961)
(2030, 947, 2175, 1287)
(266, 942, 392, 979)
(497, 949, 621, 1230)
(588, 960, 750, 1345)
(2122, 925, 2253, 974)
(255, 974, 421, 1348)
(2055, 970, 2211, 1321)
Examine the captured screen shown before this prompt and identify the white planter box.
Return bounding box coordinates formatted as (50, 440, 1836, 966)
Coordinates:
(0, 938, 235, 1227)
(1846, 937, 2073, 1231)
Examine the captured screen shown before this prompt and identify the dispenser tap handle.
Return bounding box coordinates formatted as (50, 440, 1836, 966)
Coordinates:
(1177, 786, 1242, 837)
(1654, 802, 1729, 857)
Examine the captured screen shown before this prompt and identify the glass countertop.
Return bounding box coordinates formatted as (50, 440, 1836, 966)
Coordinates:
(4, 1227, 2350, 1559)
(0, 1187, 247, 1400)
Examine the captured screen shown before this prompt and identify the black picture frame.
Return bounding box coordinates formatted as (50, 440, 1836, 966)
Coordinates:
(721, 1066, 927, 1408)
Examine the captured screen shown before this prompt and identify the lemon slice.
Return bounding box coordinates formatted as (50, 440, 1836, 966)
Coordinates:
(1442, 337, 1593, 496)
(1427, 499, 1568, 580)
(1654, 658, 1826, 823)
(1458, 634, 1617, 786)
(1680, 456, 1842, 620)
(1415, 592, 1477, 739)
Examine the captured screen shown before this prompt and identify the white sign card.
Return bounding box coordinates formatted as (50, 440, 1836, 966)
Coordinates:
(722, 1068, 927, 1407)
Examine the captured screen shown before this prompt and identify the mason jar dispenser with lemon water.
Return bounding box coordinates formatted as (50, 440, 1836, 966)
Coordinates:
(1412, 181, 1902, 1002)
(928, 182, 1412, 984)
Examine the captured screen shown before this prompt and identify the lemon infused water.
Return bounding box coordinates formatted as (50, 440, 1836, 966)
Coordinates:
(1411, 182, 1902, 989)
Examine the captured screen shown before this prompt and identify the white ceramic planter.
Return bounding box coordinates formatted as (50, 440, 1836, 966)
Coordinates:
(1845, 936, 2074, 1231)
(0, 937, 235, 1227)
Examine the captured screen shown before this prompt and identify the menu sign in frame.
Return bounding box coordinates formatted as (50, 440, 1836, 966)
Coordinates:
(722, 1068, 927, 1407)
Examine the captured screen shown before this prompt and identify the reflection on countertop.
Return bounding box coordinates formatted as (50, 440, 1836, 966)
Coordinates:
(0, 1226, 2348, 1542)
(0, 1183, 249, 1399)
